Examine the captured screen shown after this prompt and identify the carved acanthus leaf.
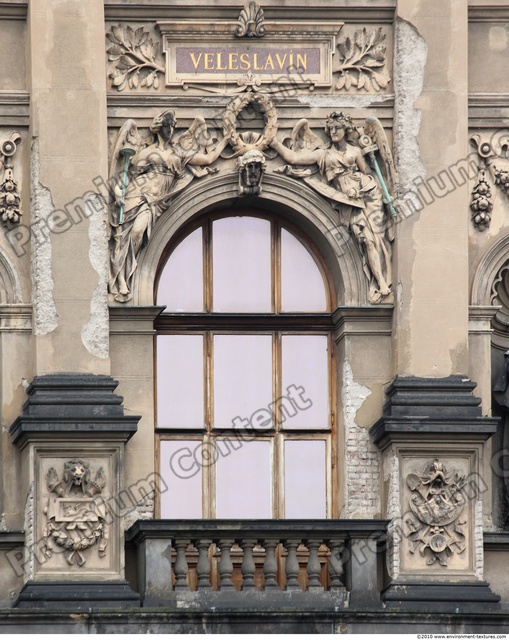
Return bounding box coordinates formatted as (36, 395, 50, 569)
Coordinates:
(333, 27, 390, 92)
(234, 1, 266, 38)
(107, 24, 165, 91)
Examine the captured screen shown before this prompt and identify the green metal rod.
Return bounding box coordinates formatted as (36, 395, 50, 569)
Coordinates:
(118, 152, 131, 226)
(368, 150, 397, 218)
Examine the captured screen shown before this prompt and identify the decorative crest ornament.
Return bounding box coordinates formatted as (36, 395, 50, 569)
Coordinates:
(44, 460, 108, 567)
(405, 459, 467, 567)
(234, 1, 266, 38)
(0, 132, 22, 227)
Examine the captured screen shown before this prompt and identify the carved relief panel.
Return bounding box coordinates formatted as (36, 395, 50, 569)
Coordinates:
(30, 447, 123, 581)
(399, 453, 479, 577)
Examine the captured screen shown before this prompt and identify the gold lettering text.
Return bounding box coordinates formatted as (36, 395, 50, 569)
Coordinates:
(228, 52, 239, 70)
(275, 52, 288, 71)
(204, 53, 214, 70)
(296, 53, 307, 71)
(264, 53, 275, 70)
(216, 52, 227, 71)
(253, 53, 264, 71)
(189, 52, 203, 69)
(240, 52, 250, 70)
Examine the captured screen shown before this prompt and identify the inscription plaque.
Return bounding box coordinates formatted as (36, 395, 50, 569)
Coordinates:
(157, 20, 343, 89)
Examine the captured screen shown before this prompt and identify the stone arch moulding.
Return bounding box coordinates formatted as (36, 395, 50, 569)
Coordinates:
(133, 172, 369, 308)
(0, 249, 22, 304)
(471, 233, 509, 308)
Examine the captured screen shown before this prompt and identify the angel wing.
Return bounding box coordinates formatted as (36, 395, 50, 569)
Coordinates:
(364, 116, 396, 193)
(175, 116, 215, 157)
(283, 118, 323, 152)
(109, 118, 145, 183)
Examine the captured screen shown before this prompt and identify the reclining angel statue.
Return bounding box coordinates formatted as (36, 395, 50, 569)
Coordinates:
(270, 111, 396, 304)
(108, 110, 229, 302)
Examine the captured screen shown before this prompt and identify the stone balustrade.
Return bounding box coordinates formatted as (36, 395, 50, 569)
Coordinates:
(126, 519, 389, 609)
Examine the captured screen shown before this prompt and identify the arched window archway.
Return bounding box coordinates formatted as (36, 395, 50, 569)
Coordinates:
(154, 210, 338, 520)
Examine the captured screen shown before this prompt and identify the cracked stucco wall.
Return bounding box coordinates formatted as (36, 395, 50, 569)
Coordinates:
(81, 194, 109, 359)
(342, 360, 380, 518)
(30, 138, 58, 336)
(393, 18, 427, 197)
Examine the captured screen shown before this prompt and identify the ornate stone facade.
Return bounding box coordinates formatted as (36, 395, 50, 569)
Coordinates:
(0, 0, 507, 633)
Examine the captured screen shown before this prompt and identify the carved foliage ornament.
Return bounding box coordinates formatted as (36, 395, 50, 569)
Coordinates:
(44, 460, 107, 567)
(405, 459, 467, 567)
(0, 132, 22, 227)
(234, 1, 266, 38)
(333, 27, 390, 92)
(107, 24, 165, 91)
(470, 134, 509, 231)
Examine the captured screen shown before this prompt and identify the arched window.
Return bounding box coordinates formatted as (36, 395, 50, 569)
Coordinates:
(155, 211, 337, 519)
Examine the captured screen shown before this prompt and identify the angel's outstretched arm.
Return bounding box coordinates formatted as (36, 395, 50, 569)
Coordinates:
(270, 138, 322, 165)
(187, 135, 230, 166)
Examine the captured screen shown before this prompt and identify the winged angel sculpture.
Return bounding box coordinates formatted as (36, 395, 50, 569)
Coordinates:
(109, 111, 228, 302)
(270, 112, 396, 303)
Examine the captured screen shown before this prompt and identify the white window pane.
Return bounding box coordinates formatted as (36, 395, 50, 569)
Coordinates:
(281, 335, 329, 429)
(213, 217, 271, 312)
(216, 440, 271, 518)
(281, 228, 327, 312)
(160, 440, 202, 518)
(157, 335, 204, 429)
(214, 335, 273, 429)
(285, 440, 326, 518)
(157, 227, 203, 311)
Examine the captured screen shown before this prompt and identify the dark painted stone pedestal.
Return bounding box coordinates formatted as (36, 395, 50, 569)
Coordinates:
(15, 580, 140, 609)
(9, 374, 141, 609)
(370, 376, 501, 611)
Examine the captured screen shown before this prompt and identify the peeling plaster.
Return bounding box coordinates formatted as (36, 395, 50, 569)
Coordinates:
(342, 359, 380, 518)
(30, 137, 58, 335)
(393, 18, 427, 196)
(81, 195, 109, 359)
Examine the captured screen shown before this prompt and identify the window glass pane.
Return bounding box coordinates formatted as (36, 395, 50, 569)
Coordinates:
(281, 228, 327, 312)
(216, 440, 271, 518)
(157, 227, 203, 311)
(281, 335, 329, 429)
(157, 335, 204, 429)
(284, 440, 326, 518)
(214, 334, 273, 429)
(213, 217, 271, 312)
(160, 440, 202, 518)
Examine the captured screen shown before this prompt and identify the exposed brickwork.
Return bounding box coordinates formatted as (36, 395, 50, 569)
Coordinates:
(342, 361, 381, 518)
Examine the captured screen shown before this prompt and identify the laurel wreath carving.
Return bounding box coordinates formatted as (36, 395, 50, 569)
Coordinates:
(223, 92, 278, 154)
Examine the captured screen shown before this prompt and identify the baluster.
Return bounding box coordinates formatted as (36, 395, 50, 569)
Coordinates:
(217, 538, 235, 591)
(327, 539, 345, 591)
(305, 539, 322, 591)
(262, 538, 279, 590)
(195, 538, 213, 591)
(173, 539, 190, 591)
(240, 538, 258, 591)
(284, 539, 301, 591)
